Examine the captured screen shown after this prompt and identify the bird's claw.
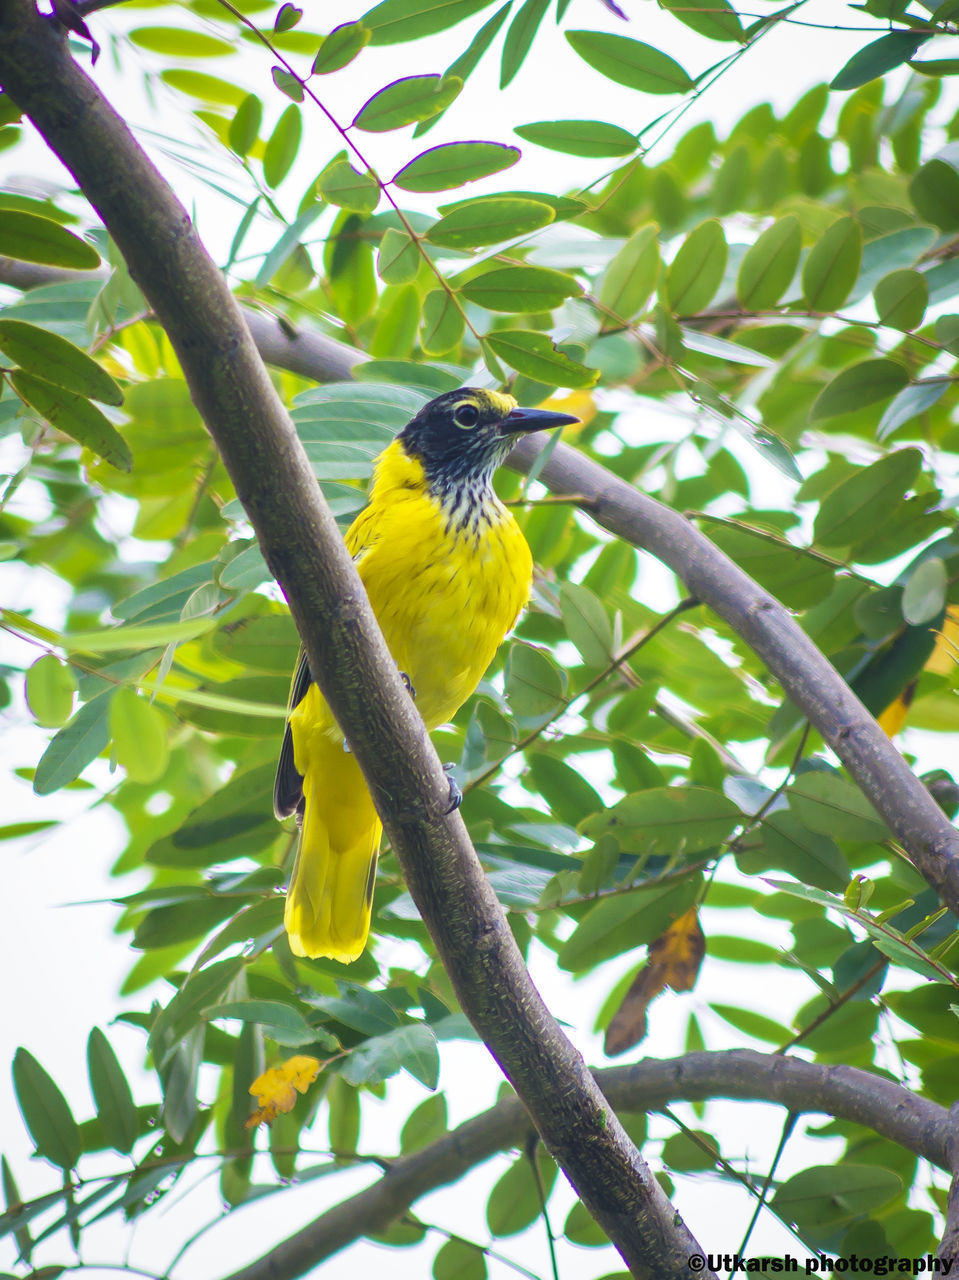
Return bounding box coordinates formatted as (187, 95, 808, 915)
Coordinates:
(400, 670, 416, 700)
(442, 762, 463, 814)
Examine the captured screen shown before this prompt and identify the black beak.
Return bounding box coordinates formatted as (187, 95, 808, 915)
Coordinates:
(500, 406, 580, 436)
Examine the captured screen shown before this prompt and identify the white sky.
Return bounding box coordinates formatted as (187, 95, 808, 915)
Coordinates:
(2, 2, 956, 1278)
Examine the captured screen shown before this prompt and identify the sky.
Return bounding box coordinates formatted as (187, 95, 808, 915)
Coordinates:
(2, 1, 956, 1278)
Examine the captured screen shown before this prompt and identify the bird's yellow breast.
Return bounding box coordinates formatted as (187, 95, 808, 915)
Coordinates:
(345, 438, 532, 730)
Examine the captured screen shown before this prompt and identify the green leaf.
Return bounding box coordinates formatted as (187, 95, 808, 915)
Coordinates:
(109, 687, 169, 784)
(145, 763, 277, 867)
(160, 69, 246, 106)
(204, 1000, 317, 1047)
(874, 268, 928, 331)
(433, 1237, 488, 1280)
(86, 1028, 137, 1155)
(10, 371, 131, 471)
(598, 224, 660, 322)
(341, 1022, 439, 1088)
(460, 264, 580, 312)
(274, 3, 301, 33)
(317, 159, 380, 214)
(566, 30, 694, 94)
(704, 520, 831, 610)
(559, 875, 703, 972)
(878, 379, 949, 441)
(427, 196, 554, 248)
(710, 1004, 791, 1044)
(263, 104, 302, 187)
(736, 215, 801, 309)
(909, 157, 959, 231)
(33, 689, 114, 795)
(788, 772, 889, 843)
(1, 1154, 33, 1263)
(65, 616, 216, 653)
(563, 1198, 608, 1247)
(228, 93, 262, 156)
(810, 358, 910, 422)
(271, 67, 304, 102)
(506, 643, 565, 716)
(376, 228, 419, 285)
(830, 31, 931, 92)
(364, 0, 496, 45)
(527, 756, 603, 828)
(661, 0, 744, 42)
(0, 820, 57, 840)
(666, 219, 727, 314)
(0, 320, 123, 405)
(813, 447, 922, 551)
(500, 0, 548, 88)
(353, 74, 462, 132)
(313, 21, 371, 73)
(25, 655, 77, 728)
(130, 26, 235, 56)
(256, 205, 323, 288)
(420, 289, 465, 355)
(581, 786, 741, 854)
(902, 556, 947, 626)
(484, 330, 598, 388)
(752, 811, 851, 893)
(0, 210, 100, 269)
(513, 119, 637, 158)
(487, 1150, 558, 1236)
(400, 1092, 448, 1154)
(393, 141, 520, 192)
(772, 1164, 902, 1230)
(559, 582, 614, 667)
(801, 216, 862, 312)
(12, 1048, 81, 1170)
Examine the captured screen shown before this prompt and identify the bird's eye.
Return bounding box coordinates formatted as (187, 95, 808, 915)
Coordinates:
(453, 403, 480, 428)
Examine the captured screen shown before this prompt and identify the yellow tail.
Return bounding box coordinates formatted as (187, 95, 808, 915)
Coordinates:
(283, 738, 382, 962)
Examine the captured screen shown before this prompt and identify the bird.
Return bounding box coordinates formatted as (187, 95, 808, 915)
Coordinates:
(274, 387, 579, 963)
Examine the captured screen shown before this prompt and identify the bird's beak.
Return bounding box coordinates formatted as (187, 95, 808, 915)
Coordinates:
(500, 406, 581, 436)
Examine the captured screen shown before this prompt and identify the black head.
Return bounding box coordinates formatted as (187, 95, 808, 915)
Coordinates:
(398, 387, 579, 492)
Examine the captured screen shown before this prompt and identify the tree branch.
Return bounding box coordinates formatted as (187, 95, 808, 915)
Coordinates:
(506, 432, 959, 919)
(0, 257, 369, 385)
(221, 1048, 953, 1280)
(0, 5, 704, 1277)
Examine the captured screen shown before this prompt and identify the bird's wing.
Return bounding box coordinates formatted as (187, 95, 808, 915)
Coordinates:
(273, 646, 312, 819)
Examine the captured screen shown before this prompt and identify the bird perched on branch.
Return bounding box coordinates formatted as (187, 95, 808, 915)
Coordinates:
(274, 387, 579, 962)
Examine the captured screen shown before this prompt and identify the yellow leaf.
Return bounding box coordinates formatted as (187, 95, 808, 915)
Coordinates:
(246, 1054, 321, 1128)
(604, 906, 705, 1056)
(538, 389, 596, 433)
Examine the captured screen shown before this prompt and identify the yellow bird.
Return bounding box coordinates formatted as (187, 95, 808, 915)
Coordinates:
(274, 387, 579, 962)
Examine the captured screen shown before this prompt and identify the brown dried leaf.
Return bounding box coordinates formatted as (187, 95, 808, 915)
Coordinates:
(604, 906, 705, 1055)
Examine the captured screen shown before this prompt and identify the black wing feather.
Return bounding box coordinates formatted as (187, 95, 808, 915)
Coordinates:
(273, 647, 313, 819)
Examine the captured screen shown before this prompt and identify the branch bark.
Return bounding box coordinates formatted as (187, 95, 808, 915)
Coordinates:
(507, 432, 959, 918)
(221, 1048, 953, 1280)
(0, 6, 705, 1277)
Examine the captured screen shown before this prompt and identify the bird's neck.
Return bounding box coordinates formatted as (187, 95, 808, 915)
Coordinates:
(370, 439, 508, 535)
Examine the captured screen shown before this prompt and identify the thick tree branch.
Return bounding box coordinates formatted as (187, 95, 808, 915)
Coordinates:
(221, 1049, 953, 1280)
(507, 433, 959, 918)
(0, 257, 368, 384)
(0, 6, 705, 1277)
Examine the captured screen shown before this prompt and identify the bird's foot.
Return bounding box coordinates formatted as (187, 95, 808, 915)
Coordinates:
(399, 669, 416, 700)
(442, 763, 463, 814)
